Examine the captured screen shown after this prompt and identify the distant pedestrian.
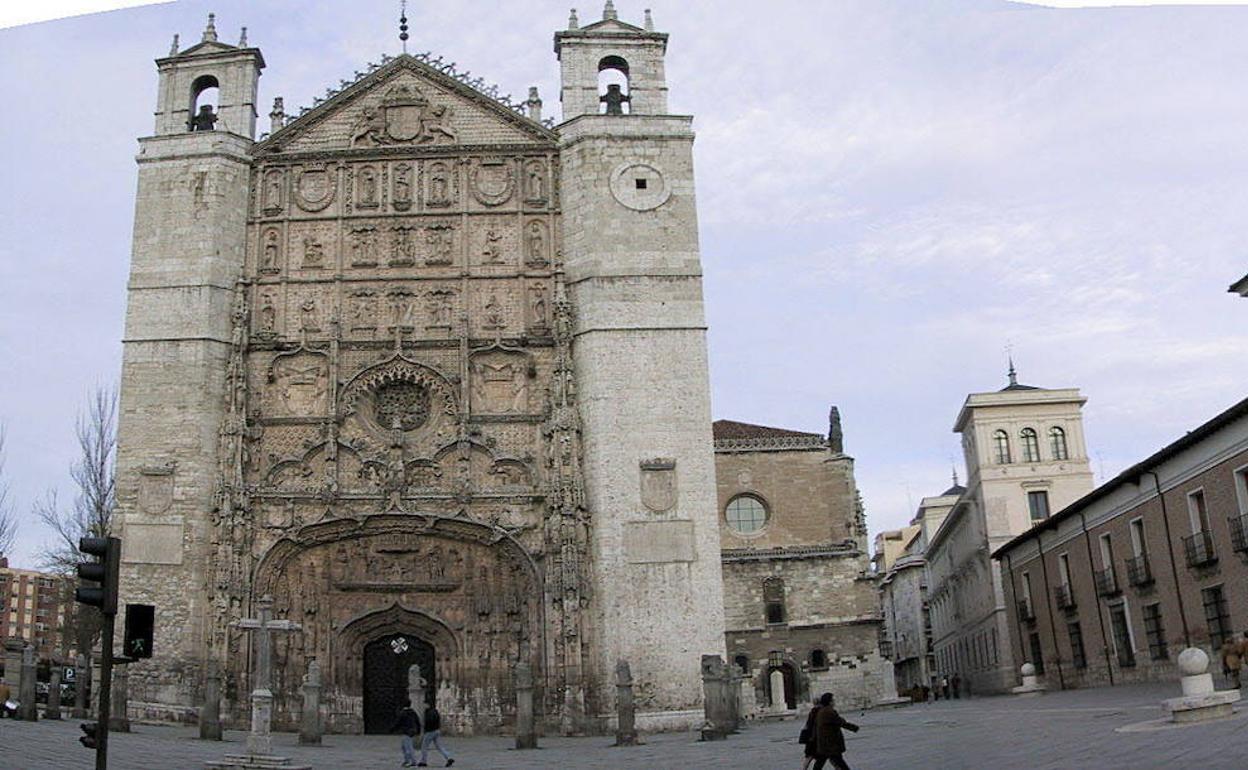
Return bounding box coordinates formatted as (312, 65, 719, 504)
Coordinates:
(940, 675, 950, 700)
(390, 699, 422, 767)
(811, 692, 859, 770)
(951, 674, 961, 699)
(1221, 635, 1243, 690)
(799, 697, 821, 770)
(417, 704, 454, 767)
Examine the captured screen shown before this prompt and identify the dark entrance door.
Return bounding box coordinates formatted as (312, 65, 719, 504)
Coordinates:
(362, 633, 435, 734)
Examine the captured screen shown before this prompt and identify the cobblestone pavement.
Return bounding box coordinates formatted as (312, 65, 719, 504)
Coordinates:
(1, 682, 1246, 769)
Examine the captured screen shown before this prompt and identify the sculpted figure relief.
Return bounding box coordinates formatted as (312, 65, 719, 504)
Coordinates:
(357, 166, 379, 208)
(427, 162, 453, 207)
(261, 229, 280, 272)
(349, 226, 379, 267)
(301, 235, 325, 269)
(425, 223, 454, 265)
(525, 221, 547, 264)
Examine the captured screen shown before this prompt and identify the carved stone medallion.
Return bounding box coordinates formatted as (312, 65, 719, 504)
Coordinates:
(293, 166, 337, 212)
(471, 159, 515, 206)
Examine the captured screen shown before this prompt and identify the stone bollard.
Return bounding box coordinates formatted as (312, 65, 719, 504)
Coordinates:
(109, 664, 130, 732)
(613, 660, 639, 746)
(699, 654, 728, 741)
(17, 644, 38, 721)
(46, 666, 63, 720)
(768, 668, 787, 712)
(199, 660, 223, 740)
(299, 659, 322, 745)
(1163, 647, 1242, 723)
(514, 661, 538, 749)
(72, 654, 89, 719)
(1010, 663, 1046, 696)
(407, 664, 426, 712)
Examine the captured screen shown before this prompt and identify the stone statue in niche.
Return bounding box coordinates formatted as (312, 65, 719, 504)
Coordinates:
(349, 226, 379, 267)
(425, 224, 454, 266)
(391, 226, 417, 266)
(263, 171, 284, 214)
(258, 292, 277, 333)
(389, 289, 417, 328)
(300, 296, 319, 332)
(261, 229, 280, 272)
(357, 166, 379, 208)
(426, 289, 454, 328)
(427, 162, 452, 207)
(483, 294, 505, 330)
(349, 290, 376, 330)
(525, 222, 546, 265)
(481, 229, 504, 264)
(301, 235, 325, 269)
(528, 284, 548, 329)
(392, 163, 413, 211)
(524, 161, 546, 203)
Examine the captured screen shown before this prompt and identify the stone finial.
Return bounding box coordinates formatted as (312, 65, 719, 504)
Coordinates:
(1007, 355, 1018, 387)
(239, 26, 248, 47)
(169, 33, 180, 56)
(525, 86, 543, 122)
(270, 96, 286, 131)
(644, 9, 654, 31)
(202, 13, 218, 43)
(568, 8, 579, 29)
(828, 405, 844, 453)
(603, 1, 617, 21)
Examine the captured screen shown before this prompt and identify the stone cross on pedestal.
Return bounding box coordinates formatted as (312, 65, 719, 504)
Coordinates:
(236, 595, 302, 757)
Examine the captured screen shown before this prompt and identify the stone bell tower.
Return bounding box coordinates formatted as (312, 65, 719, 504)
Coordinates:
(556, 3, 727, 724)
(115, 14, 261, 701)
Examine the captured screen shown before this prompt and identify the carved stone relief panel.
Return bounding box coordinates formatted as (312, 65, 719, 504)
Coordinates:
(471, 351, 531, 414)
(261, 168, 285, 216)
(255, 288, 281, 337)
(391, 162, 415, 212)
(339, 358, 458, 445)
(287, 287, 334, 336)
(355, 164, 381, 210)
(473, 287, 513, 337)
(470, 158, 515, 208)
(291, 164, 338, 214)
(267, 351, 331, 417)
(523, 220, 549, 267)
(287, 221, 336, 272)
(521, 159, 548, 207)
(424, 220, 456, 266)
(386, 285, 419, 330)
(259, 226, 283, 275)
(347, 220, 382, 268)
(526, 281, 549, 333)
(423, 284, 457, 331)
(137, 463, 176, 515)
(389, 221, 419, 267)
(472, 217, 516, 271)
(423, 160, 458, 210)
(347, 288, 380, 334)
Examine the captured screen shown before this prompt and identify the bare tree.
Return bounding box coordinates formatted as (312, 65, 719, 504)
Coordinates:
(36, 386, 118, 571)
(0, 425, 17, 558)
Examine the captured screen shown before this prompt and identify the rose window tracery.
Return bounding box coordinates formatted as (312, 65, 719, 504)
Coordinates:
(374, 381, 431, 432)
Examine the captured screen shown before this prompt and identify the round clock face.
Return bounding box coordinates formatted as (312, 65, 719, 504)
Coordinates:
(609, 162, 672, 211)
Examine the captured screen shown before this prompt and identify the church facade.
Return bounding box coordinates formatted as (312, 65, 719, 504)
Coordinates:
(115, 7, 727, 735)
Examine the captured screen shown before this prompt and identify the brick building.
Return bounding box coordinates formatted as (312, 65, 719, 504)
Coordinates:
(0, 557, 73, 664)
(713, 410, 898, 711)
(994, 395, 1248, 691)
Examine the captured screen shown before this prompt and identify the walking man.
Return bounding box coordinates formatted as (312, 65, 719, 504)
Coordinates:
(391, 699, 422, 767)
(417, 702, 454, 767)
(811, 692, 860, 770)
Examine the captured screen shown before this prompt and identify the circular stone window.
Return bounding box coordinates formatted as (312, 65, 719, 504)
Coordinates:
(373, 381, 431, 432)
(725, 494, 769, 535)
(609, 162, 671, 211)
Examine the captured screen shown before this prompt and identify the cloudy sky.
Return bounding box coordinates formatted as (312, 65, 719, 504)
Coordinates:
(1, 0, 1246, 569)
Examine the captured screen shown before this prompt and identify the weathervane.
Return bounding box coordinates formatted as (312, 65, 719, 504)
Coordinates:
(399, 0, 409, 53)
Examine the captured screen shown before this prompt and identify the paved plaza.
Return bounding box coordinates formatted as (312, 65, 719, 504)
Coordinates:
(1, 682, 1245, 769)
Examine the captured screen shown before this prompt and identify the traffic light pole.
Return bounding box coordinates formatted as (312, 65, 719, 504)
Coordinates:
(95, 610, 115, 770)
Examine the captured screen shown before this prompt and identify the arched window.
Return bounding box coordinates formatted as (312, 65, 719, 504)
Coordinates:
(1020, 428, 1040, 463)
(189, 74, 220, 131)
(1049, 426, 1069, 460)
(725, 494, 769, 535)
(597, 55, 630, 115)
(810, 649, 828, 669)
(993, 430, 1012, 464)
(763, 577, 786, 624)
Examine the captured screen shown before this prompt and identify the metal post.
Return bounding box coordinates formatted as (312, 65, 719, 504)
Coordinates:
(96, 611, 115, 770)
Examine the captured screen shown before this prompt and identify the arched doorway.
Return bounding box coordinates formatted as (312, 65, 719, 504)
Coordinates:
(362, 633, 435, 734)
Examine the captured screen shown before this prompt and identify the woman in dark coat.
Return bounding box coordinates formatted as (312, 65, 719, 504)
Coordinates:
(800, 697, 822, 770)
(812, 692, 859, 770)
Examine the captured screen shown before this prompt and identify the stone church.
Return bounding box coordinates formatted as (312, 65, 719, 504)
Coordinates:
(114, 6, 887, 735)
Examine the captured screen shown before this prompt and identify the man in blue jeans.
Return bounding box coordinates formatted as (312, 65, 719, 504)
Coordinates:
(417, 704, 454, 767)
(391, 699, 422, 767)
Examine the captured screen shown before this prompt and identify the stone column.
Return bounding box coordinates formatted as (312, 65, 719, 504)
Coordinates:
(407, 664, 426, 711)
(199, 660, 223, 741)
(299, 660, 322, 745)
(514, 661, 537, 750)
(699, 654, 727, 741)
(109, 664, 130, 732)
(768, 668, 787, 712)
(17, 644, 37, 721)
(45, 666, 63, 720)
(613, 660, 639, 746)
(72, 654, 89, 719)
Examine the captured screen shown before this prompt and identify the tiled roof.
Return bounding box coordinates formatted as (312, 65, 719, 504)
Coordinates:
(711, 420, 822, 441)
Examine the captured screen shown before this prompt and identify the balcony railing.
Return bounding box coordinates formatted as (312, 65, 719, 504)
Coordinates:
(1124, 555, 1154, 587)
(1094, 567, 1120, 597)
(1230, 514, 1248, 554)
(1017, 600, 1036, 624)
(1182, 531, 1218, 568)
(1052, 584, 1076, 611)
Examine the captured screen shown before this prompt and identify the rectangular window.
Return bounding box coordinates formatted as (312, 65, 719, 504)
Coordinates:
(1234, 466, 1248, 515)
(1109, 604, 1137, 668)
(1020, 571, 1035, 619)
(1202, 585, 1231, 649)
(1142, 603, 1168, 661)
(1129, 518, 1146, 558)
(1068, 622, 1087, 669)
(1028, 491, 1051, 522)
(1058, 553, 1071, 587)
(1099, 533, 1115, 569)
(1188, 489, 1211, 534)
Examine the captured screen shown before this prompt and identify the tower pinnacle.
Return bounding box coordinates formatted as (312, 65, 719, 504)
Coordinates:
(603, 1, 617, 21)
(202, 13, 217, 43)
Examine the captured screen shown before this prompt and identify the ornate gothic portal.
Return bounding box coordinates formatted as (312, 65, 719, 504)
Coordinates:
(206, 57, 591, 734)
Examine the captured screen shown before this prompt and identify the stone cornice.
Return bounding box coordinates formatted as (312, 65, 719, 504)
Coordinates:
(721, 543, 862, 563)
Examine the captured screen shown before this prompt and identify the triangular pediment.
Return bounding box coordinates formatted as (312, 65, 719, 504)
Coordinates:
(580, 18, 646, 34)
(260, 55, 554, 155)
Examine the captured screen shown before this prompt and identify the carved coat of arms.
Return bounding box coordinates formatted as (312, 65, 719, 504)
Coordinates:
(639, 459, 677, 513)
(350, 84, 458, 147)
(137, 465, 175, 514)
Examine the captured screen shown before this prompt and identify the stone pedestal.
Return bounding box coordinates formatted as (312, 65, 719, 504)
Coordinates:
(1163, 648, 1242, 723)
(45, 667, 63, 720)
(699, 655, 729, 741)
(200, 660, 224, 741)
(110, 665, 131, 732)
(514, 661, 538, 749)
(1011, 663, 1046, 696)
(72, 655, 89, 719)
(613, 660, 640, 746)
(768, 668, 788, 713)
(247, 689, 274, 756)
(17, 645, 37, 721)
(299, 660, 321, 745)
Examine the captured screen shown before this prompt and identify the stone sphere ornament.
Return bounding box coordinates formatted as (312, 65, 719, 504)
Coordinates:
(1020, 662, 1036, 677)
(1177, 647, 1210, 676)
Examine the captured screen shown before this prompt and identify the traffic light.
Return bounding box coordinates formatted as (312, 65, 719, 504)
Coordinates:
(75, 536, 121, 616)
(79, 721, 99, 749)
(123, 604, 155, 659)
